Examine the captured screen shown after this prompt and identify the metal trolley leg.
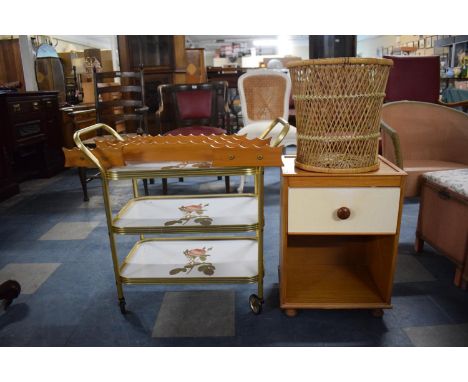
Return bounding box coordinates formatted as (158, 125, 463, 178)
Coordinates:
(249, 168, 264, 315)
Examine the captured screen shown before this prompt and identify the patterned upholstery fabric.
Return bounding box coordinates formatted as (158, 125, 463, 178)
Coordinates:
(423, 169, 468, 199)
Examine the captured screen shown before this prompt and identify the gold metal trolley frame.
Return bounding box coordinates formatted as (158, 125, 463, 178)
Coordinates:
(72, 120, 288, 314)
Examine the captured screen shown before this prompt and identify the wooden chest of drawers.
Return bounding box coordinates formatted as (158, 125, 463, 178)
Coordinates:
(279, 155, 406, 317)
(0, 91, 64, 198)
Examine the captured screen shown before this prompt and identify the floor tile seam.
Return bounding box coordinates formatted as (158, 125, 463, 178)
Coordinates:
(427, 294, 459, 325)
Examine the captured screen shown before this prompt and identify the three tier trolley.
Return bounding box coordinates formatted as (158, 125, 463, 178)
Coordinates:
(64, 119, 289, 314)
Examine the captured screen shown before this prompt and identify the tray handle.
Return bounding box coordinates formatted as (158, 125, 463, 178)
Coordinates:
(258, 117, 290, 148)
(73, 123, 124, 173)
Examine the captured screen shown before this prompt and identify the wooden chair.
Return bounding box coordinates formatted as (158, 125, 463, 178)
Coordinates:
(155, 81, 231, 194)
(237, 69, 296, 147)
(236, 69, 297, 192)
(78, 68, 149, 201)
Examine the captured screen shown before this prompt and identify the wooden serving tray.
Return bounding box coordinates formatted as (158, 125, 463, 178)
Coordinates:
(63, 134, 284, 168)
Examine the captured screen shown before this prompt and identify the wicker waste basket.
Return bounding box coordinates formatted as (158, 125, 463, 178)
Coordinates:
(287, 57, 393, 173)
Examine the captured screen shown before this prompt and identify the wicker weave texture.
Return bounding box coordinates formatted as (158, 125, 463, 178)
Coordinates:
(243, 75, 287, 122)
(288, 58, 392, 173)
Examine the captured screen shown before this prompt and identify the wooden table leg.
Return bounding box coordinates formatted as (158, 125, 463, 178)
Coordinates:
(78, 167, 89, 202)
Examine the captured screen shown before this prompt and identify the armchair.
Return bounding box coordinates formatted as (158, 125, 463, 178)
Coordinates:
(380, 101, 468, 197)
(156, 81, 230, 135)
(155, 81, 231, 194)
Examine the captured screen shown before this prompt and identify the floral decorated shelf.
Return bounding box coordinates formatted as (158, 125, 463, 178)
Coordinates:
(112, 196, 259, 233)
(120, 238, 258, 280)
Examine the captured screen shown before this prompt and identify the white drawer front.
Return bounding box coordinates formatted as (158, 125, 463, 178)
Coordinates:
(288, 187, 400, 234)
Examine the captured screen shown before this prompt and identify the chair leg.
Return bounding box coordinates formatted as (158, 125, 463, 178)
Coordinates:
(143, 179, 149, 196)
(78, 167, 89, 202)
(237, 175, 246, 193)
(217, 176, 222, 181)
(179, 177, 184, 182)
(162, 178, 168, 195)
(225, 176, 230, 193)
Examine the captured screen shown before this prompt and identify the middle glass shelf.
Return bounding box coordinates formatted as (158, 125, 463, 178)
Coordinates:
(112, 194, 260, 234)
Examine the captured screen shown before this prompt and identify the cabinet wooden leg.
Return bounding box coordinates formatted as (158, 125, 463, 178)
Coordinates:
(371, 308, 384, 318)
(284, 309, 298, 317)
(414, 235, 424, 253)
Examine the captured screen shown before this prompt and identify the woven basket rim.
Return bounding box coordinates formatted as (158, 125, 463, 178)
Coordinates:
(287, 57, 394, 68)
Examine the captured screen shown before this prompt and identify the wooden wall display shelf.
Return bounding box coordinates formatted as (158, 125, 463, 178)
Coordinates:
(279, 155, 406, 317)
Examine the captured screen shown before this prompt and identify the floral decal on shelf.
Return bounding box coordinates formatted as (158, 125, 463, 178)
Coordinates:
(160, 161, 212, 170)
(169, 246, 216, 276)
(164, 203, 213, 226)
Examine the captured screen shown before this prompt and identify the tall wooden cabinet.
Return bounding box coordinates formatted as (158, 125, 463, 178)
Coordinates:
(0, 39, 25, 91)
(185, 48, 206, 84)
(0, 91, 64, 192)
(117, 35, 187, 134)
(279, 155, 406, 317)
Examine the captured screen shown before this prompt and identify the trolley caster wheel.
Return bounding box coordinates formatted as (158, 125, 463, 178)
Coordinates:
(119, 299, 127, 315)
(371, 308, 384, 318)
(249, 294, 263, 315)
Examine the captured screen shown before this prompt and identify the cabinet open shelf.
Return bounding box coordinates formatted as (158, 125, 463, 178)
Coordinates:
(120, 237, 259, 283)
(282, 264, 388, 308)
(280, 230, 398, 310)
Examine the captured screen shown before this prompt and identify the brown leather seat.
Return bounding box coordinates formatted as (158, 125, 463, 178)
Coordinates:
(380, 101, 468, 197)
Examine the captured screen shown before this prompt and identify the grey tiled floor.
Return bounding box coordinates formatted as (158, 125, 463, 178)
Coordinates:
(0, 168, 467, 346)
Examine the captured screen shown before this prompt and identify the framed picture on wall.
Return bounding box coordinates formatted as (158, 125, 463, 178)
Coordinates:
(440, 53, 449, 68)
(425, 36, 433, 48)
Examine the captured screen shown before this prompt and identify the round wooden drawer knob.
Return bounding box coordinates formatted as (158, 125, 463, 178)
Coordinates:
(337, 207, 351, 220)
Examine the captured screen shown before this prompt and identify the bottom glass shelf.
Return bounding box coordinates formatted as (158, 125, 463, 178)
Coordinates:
(120, 237, 259, 283)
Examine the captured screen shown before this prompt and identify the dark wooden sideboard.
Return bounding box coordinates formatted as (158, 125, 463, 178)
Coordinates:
(0, 91, 64, 200)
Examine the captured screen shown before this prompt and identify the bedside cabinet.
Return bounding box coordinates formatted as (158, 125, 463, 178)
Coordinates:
(279, 155, 406, 317)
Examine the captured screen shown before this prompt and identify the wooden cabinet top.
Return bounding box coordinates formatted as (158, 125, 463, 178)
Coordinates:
(281, 155, 407, 178)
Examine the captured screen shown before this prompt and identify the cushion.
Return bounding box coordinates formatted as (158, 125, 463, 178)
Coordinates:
(164, 126, 225, 136)
(176, 90, 212, 120)
(403, 159, 468, 197)
(423, 168, 468, 199)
